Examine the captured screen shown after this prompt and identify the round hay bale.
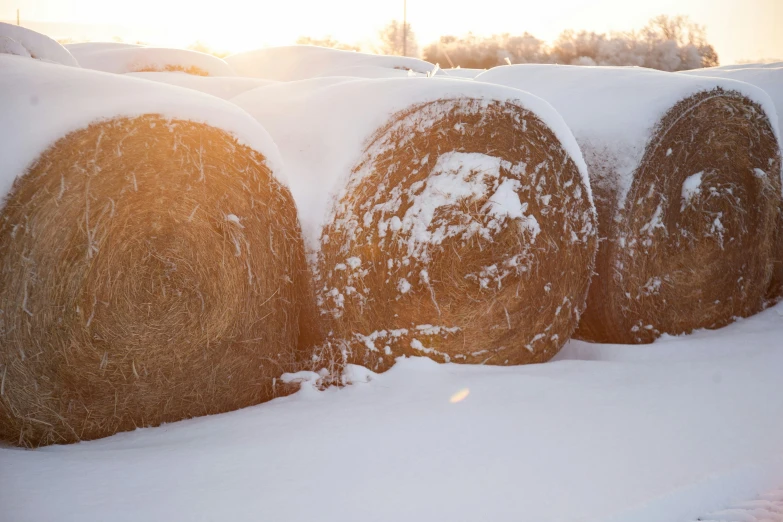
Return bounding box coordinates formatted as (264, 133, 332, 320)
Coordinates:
(681, 67, 783, 303)
(226, 45, 441, 81)
(0, 58, 309, 447)
(0, 116, 307, 447)
(74, 47, 236, 76)
(0, 22, 78, 66)
(479, 65, 782, 343)
(234, 78, 597, 372)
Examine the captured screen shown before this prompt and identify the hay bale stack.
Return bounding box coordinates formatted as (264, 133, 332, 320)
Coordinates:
(74, 46, 236, 76)
(681, 67, 783, 302)
(478, 65, 782, 343)
(226, 45, 441, 81)
(0, 22, 78, 66)
(0, 57, 309, 447)
(233, 78, 597, 371)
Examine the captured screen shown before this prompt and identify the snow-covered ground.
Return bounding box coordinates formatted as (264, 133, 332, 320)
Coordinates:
(2, 301, 782, 522)
(692, 486, 783, 522)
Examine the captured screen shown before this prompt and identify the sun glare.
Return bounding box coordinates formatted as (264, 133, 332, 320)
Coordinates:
(450, 388, 470, 403)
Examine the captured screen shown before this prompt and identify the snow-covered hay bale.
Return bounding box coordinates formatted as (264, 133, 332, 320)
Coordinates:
(75, 46, 235, 76)
(0, 58, 309, 447)
(126, 72, 276, 99)
(65, 41, 144, 54)
(682, 67, 783, 302)
(0, 22, 78, 66)
(233, 78, 597, 371)
(479, 65, 782, 343)
(226, 45, 441, 81)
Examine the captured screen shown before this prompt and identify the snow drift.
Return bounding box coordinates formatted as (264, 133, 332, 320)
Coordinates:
(681, 66, 783, 302)
(233, 77, 597, 371)
(0, 22, 78, 66)
(74, 46, 236, 76)
(226, 45, 441, 81)
(478, 65, 782, 343)
(0, 56, 309, 447)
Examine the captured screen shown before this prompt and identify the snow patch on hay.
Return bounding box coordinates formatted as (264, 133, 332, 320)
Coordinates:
(681, 171, 704, 208)
(369, 151, 539, 263)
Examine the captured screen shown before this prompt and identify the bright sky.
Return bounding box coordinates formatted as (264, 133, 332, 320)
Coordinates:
(1, 0, 782, 64)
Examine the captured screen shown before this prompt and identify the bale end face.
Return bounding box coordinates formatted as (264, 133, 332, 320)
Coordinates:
(0, 115, 309, 447)
(577, 88, 782, 343)
(317, 98, 597, 372)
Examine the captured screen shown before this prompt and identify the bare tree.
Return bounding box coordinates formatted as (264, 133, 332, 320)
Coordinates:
(422, 15, 718, 71)
(376, 20, 419, 57)
(423, 32, 546, 69)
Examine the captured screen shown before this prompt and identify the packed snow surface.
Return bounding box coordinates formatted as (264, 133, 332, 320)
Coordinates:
(2, 302, 783, 522)
(0, 22, 78, 66)
(226, 45, 443, 81)
(74, 46, 236, 76)
(477, 64, 781, 207)
(0, 55, 284, 202)
(125, 72, 276, 99)
(231, 76, 587, 251)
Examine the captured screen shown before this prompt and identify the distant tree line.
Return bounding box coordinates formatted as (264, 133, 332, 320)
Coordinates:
(90, 14, 721, 71)
(299, 15, 720, 71)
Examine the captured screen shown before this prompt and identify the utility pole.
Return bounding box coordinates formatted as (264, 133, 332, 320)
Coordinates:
(402, 0, 407, 57)
(17, 9, 20, 26)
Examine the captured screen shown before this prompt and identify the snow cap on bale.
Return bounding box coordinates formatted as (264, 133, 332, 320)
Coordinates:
(681, 66, 783, 302)
(226, 45, 442, 81)
(315, 65, 427, 79)
(233, 77, 597, 371)
(0, 22, 78, 66)
(703, 61, 783, 71)
(0, 56, 308, 447)
(74, 46, 236, 76)
(126, 72, 277, 99)
(65, 41, 145, 55)
(478, 64, 782, 343)
(0, 55, 283, 197)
